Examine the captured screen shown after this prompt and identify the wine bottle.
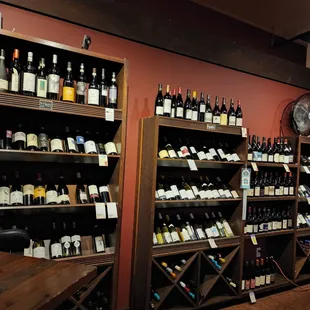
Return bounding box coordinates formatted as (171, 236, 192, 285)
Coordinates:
(163, 137, 178, 159)
(100, 68, 108, 107)
(38, 126, 49, 151)
(197, 92, 206, 122)
(274, 138, 280, 163)
(288, 172, 294, 195)
(218, 212, 234, 237)
(10, 171, 23, 206)
(99, 185, 110, 203)
(61, 221, 72, 257)
(0, 49, 8, 92)
(84, 131, 97, 154)
(283, 139, 290, 164)
(36, 58, 47, 98)
(8, 49, 21, 94)
(166, 215, 181, 243)
(178, 138, 192, 159)
(13, 124, 26, 150)
(203, 213, 214, 238)
(170, 88, 176, 118)
(176, 214, 191, 242)
(93, 225, 105, 253)
(220, 97, 228, 126)
(255, 258, 261, 288)
(76, 172, 88, 204)
(50, 222, 63, 259)
(76, 63, 87, 104)
(191, 91, 198, 121)
(212, 96, 220, 124)
(34, 173, 46, 205)
(22, 51, 36, 96)
(62, 61, 74, 102)
(0, 174, 10, 206)
(57, 175, 70, 204)
(26, 126, 38, 151)
(228, 98, 236, 126)
(235, 100, 243, 126)
(175, 87, 184, 119)
(163, 84, 172, 117)
(261, 137, 268, 162)
(88, 182, 100, 203)
(75, 129, 85, 153)
(184, 89, 192, 120)
(4, 129, 12, 150)
(104, 134, 117, 155)
(211, 212, 226, 237)
(203, 94, 212, 123)
(51, 131, 64, 152)
(33, 238, 46, 258)
(47, 54, 60, 100)
(71, 221, 82, 256)
(64, 126, 78, 153)
(108, 72, 118, 108)
(154, 84, 164, 116)
(23, 182, 34, 206)
(46, 179, 58, 205)
(267, 138, 274, 162)
(88, 68, 100, 105)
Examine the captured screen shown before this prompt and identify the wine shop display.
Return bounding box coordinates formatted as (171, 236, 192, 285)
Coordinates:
(154, 84, 243, 127)
(297, 213, 310, 228)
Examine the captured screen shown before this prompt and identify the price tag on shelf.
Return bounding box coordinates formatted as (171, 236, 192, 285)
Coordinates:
(307, 197, 310, 205)
(107, 202, 118, 218)
(251, 162, 258, 172)
(187, 159, 198, 171)
(105, 108, 114, 122)
(241, 127, 247, 137)
(240, 168, 251, 189)
(303, 166, 310, 174)
(95, 203, 107, 219)
(249, 291, 256, 304)
(39, 100, 53, 110)
(99, 154, 108, 166)
(208, 238, 218, 248)
(283, 164, 290, 172)
(206, 124, 216, 131)
(250, 234, 258, 246)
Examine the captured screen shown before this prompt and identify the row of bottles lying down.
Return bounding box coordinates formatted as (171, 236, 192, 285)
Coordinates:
(153, 212, 234, 246)
(21, 221, 114, 259)
(0, 172, 110, 206)
(0, 126, 118, 155)
(154, 84, 243, 127)
(156, 175, 239, 201)
(0, 49, 118, 107)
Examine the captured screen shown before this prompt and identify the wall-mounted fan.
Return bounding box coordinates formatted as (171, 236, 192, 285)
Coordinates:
(280, 93, 310, 136)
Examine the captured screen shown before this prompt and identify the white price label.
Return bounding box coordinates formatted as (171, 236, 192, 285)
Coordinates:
(249, 291, 256, 304)
(105, 108, 115, 122)
(107, 202, 118, 218)
(303, 166, 310, 174)
(307, 197, 310, 205)
(208, 238, 218, 248)
(283, 164, 290, 172)
(99, 154, 108, 166)
(251, 234, 258, 245)
(241, 127, 247, 137)
(251, 162, 258, 172)
(187, 159, 198, 171)
(95, 203, 107, 219)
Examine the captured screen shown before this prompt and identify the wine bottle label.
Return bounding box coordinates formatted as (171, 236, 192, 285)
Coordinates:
(51, 138, 63, 152)
(259, 223, 264, 232)
(37, 78, 47, 98)
(279, 186, 284, 196)
(63, 86, 75, 101)
(262, 153, 268, 162)
(260, 275, 266, 286)
(88, 89, 100, 105)
(181, 228, 191, 241)
(10, 68, 19, 91)
(46, 190, 58, 204)
(241, 280, 245, 291)
(179, 189, 188, 200)
(289, 187, 294, 195)
(23, 72, 35, 92)
(288, 219, 293, 228)
(284, 155, 289, 164)
(153, 232, 158, 245)
(244, 225, 247, 234)
(101, 88, 108, 97)
(282, 219, 287, 229)
(34, 187, 46, 199)
(61, 236, 71, 244)
(205, 228, 214, 238)
(265, 275, 271, 285)
(197, 151, 206, 160)
(191, 186, 199, 198)
(224, 189, 232, 198)
(79, 192, 88, 202)
(205, 112, 213, 123)
(217, 149, 226, 160)
(23, 184, 34, 196)
(48, 74, 60, 94)
(167, 150, 177, 158)
(209, 148, 217, 158)
(71, 235, 81, 243)
(76, 81, 86, 95)
(206, 189, 214, 199)
(268, 155, 274, 162)
(177, 151, 185, 158)
(228, 116, 236, 126)
(51, 243, 62, 257)
(198, 190, 207, 199)
(264, 186, 269, 196)
(211, 226, 220, 237)
(156, 106, 164, 115)
(191, 111, 198, 121)
(253, 224, 258, 233)
(218, 189, 225, 197)
(185, 109, 192, 120)
(186, 226, 196, 240)
(231, 153, 240, 162)
(236, 117, 243, 127)
(255, 276, 261, 286)
(276, 221, 281, 229)
(76, 136, 85, 145)
(170, 185, 179, 198)
(109, 87, 117, 103)
(84, 141, 97, 154)
(104, 142, 117, 155)
(231, 190, 239, 198)
(226, 154, 234, 162)
(176, 107, 183, 117)
(165, 190, 174, 200)
(157, 189, 166, 199)
(180, 146, 190, 157)
(272, 221, 277, 230)
(275, 188, 280, 196)
(279, 155, 284, 163)
(205, 152, 214, 161)
(170, 231, 181, 242)
(223, 222, 234, 236)
(289, 155, 294, 163)
(248, 153, 253, 161)
(212, 189, 220, 199)
(283, 187, 289, 195)
(269, 186, 275, 196)
(250, 279, 255, 289)
(15, 132, 26, 142)
(10, 191, 23, 204)
(170, 109, 175, 118)
(163, 99, 171, 113)
(88, 185, 99, 197)
(220, 114, 227, 125)
(156, 233, 164, 244)
(158, 150, 169, 159)
(196, 228, 206, 239)
(0, 79, 8, 90)
(254, 187, 260, 196)
(95, 236, 105, 252)
(274, 153, 279, 163)
(246, 224, 253, 233)
(247, 188, 254, 196)
(27, 134, 38, 147)
(33, 246, 45, 258)
(66, 137, 77, 152)
(99, 186, 109, 194)
(268, 222, 273, 231)
(0, 186, 10, 204)
(216, 222, 223, 230)
(189, 146, 197, 154)
(213, 115, 220, 124)
(163, 232, 173, 243)
(186, 189, 195, 200)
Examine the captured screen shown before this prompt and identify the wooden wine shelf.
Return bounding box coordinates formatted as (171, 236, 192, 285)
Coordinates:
(55, 251, 114, 266)
(244, 230, 294, 239)
(157, 116, 244, 135)
(295, 273, 310, 282)
(296, 228, 310, 237)
(0, 149, 120, 164)
(248, 162, 298, 168)
(153, 237, 240, 257)
(0, 92, 123, 120)
(0, 203, 95, 212)
(155, 198, 242, 208)
(247, 196, 296, 202)
(298, 197, 310, 203)
(157, 158, 244, 169)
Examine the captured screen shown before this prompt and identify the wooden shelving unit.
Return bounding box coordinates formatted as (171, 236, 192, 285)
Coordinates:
(0, 29, 128, 310)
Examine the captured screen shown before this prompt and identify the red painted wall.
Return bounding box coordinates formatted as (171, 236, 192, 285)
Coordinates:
(0, 4, 307, 309)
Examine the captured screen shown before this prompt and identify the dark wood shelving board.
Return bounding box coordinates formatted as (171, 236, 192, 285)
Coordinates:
(244, 230, 294, 239)
(0, 203, 95, 211)
(248, 162, 298, 168)
(155, 198, 241, 208)
(248, 196, 296, 202)
(55, 251, 114, 266)
(296, 228, 310, 237)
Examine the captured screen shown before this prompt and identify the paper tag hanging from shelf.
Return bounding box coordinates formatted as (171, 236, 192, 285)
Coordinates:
(283, 164, 290, 172)
(107, 202, 118, 218)
(250, 234, 258, 245)
(187, 159, 198, 171)
(99, 154, 108, 166)
(105, 108, 114, 122)
(249, 291, 256, 304)
(95, 203, 107, 219)
(241, 127, 247, 137)
(251, 162, 258, 172)
(307, 197, 310, 205)
(208, 238, 218, 248)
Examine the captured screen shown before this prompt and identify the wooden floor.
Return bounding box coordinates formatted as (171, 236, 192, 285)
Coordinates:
(224, 285, 310, 310)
